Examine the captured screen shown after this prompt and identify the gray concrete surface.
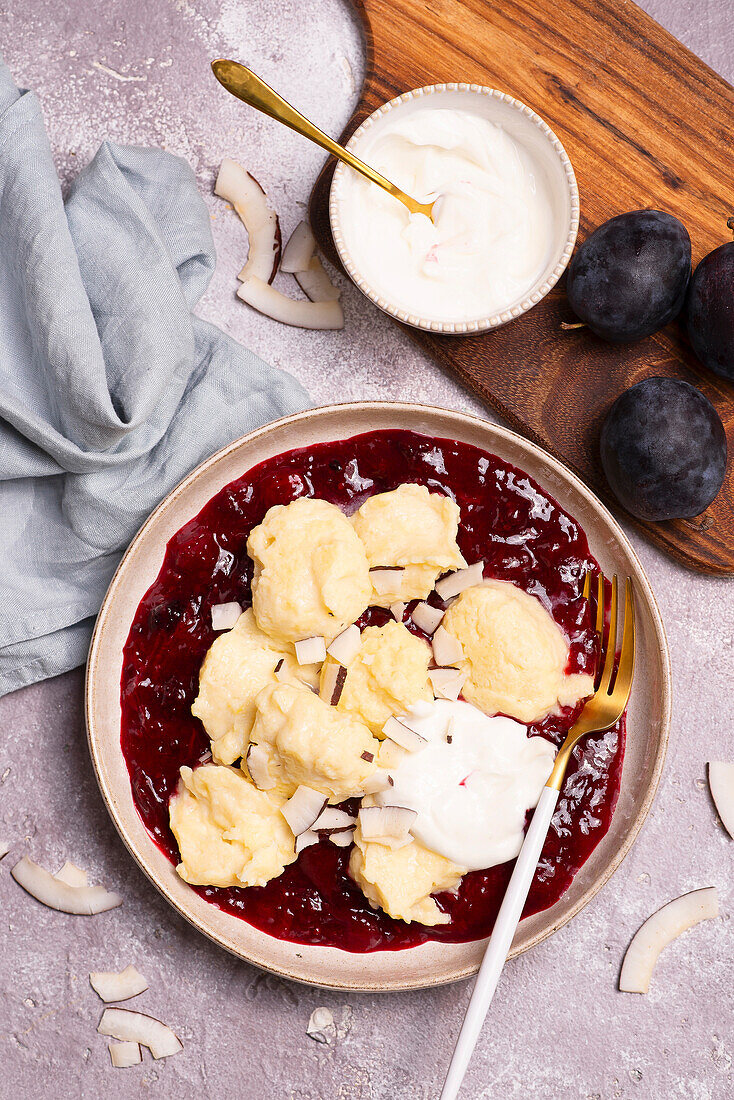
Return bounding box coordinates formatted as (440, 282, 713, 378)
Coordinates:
(0, 1, 732, 1097)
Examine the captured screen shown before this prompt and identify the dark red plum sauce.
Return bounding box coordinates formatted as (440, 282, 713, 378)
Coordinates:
(120, 429, 625, 952)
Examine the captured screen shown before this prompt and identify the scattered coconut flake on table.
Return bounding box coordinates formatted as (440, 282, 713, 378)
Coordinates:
(0, 842, 9, 860)
(90, 965, 148, 1003)
(109, 1041, 142, 1068)
(11, 856, 122, 915)
(306, 1006, 335, 1044)
(98, 1008, 182, 1059)
(280, 220, 316, 273)
(435, 562, 485, 600)
(211, 601, 242, 632)
(54, 861, 88, 887)
(295, 256, 341, 302)
(708, 762, 734, 839)
(215, 158, 281, 284)
(281, 786, 328, 836)
(619, 887, 719, 994)
(237, 277, 344, 330)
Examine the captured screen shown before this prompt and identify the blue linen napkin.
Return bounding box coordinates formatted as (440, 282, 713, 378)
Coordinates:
(0, 61, 310, 697)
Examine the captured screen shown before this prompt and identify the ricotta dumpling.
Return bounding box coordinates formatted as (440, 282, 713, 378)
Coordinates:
(322, 620, 432, 735)
(349, 824, 465, 926)
(169, 764, 296, 888)
(442, 580, 595, 723)
(249, 681, 379, 803)
(191, 608, 313, 765)
(352, 483, 467, 605)
(247, 497, 372, 642)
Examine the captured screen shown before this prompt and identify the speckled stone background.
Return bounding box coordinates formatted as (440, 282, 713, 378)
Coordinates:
(0, 2, 732, 1097)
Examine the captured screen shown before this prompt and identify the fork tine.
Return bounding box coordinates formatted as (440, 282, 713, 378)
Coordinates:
(582, 571, 591, 600)
(598, 574, 618, 695)
(595, 573, 605, 637)
(611, 578, 636, 707)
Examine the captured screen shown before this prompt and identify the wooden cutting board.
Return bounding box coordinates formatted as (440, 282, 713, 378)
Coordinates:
(308, 0, 734, 575)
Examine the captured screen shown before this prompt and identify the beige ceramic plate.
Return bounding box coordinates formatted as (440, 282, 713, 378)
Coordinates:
(86, 403, 671, 992)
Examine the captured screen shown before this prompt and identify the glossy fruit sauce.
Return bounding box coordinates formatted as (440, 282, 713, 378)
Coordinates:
(121, 429, 625, 952)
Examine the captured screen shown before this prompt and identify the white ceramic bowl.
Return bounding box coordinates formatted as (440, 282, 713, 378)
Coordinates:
(86, 402, 670, 992)
(329, 83, 579, 335)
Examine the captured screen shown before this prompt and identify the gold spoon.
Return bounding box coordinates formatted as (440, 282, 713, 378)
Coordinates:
(211, 59, 435, 221)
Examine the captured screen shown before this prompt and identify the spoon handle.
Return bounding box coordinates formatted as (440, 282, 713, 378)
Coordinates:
(211, 60, 429, 217)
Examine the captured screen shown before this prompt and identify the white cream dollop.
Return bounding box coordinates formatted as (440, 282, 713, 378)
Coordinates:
(376, 699, 556, 871)
(339, 107, 554, 322)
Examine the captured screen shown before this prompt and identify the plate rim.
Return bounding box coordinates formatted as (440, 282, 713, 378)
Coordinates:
(85, 401, 671, 991)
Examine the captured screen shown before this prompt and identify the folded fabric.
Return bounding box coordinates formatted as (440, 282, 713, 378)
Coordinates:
(0, 60, 309, 697)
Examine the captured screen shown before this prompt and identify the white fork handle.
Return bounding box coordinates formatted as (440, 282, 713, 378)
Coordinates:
(440, 784, 560, 1100)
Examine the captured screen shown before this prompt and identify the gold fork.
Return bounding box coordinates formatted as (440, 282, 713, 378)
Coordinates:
(211, 60, 436, 221)
(441, 573, 635, 1100)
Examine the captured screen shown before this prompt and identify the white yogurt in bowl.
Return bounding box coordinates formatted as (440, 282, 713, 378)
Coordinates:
(330, 84, 578, 333)
(376, 699, 556, 871)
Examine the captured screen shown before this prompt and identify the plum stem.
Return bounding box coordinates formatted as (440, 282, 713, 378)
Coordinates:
(560, 321, 586, 331)
(727, 216, 734, 238)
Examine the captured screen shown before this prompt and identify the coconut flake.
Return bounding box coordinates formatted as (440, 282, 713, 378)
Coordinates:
(319, 661, 347, 706)
(215, 158, 280, 284)
(429, 667, 467, 701)
(280, 220, 317, 273)
(109, 1041, 142, 1068)
(326, 624, 361, 666)
(708, 762, 734, 839)
(390, 601, 406, 622)
(382, 716, 427, 753)
(11, 856, 122, 915)
(245, 743, 276, 791)
(619, 887, 719, 994)
(237, 277, 344, 330)
(328, 828, 355, 848)
(307, 1006, 334, 1043)
(434, 562, 484, 601)
(410, 602, 444, 635)
(281, 786, 328, 835)
(312, 807, 356, 833)
(369, 567, 404, 596)
(98, 1008, 182, 1059)
(90, 965, 148, 1004)
(359, 771, 394, 796)
(211, 602, 242, 632)
(432, 625, 465, 667)
(54, 861, 88, 887)
(378, 739, 409, 770)
(294, 256, 341, 302)
(295, 636, 327, 666)
(359, 805, 417, 846)
(0, 842, 10, 860)
(295, 829, 320, 854)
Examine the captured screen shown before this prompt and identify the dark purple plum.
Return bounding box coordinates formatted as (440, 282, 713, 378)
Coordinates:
(566, 210, 691, 342)
(686, 222, 734, 381)
(600, 378, 727, 521)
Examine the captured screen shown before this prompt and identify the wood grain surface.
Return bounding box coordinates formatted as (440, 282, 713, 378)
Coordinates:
(308, 0, 734, 574)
